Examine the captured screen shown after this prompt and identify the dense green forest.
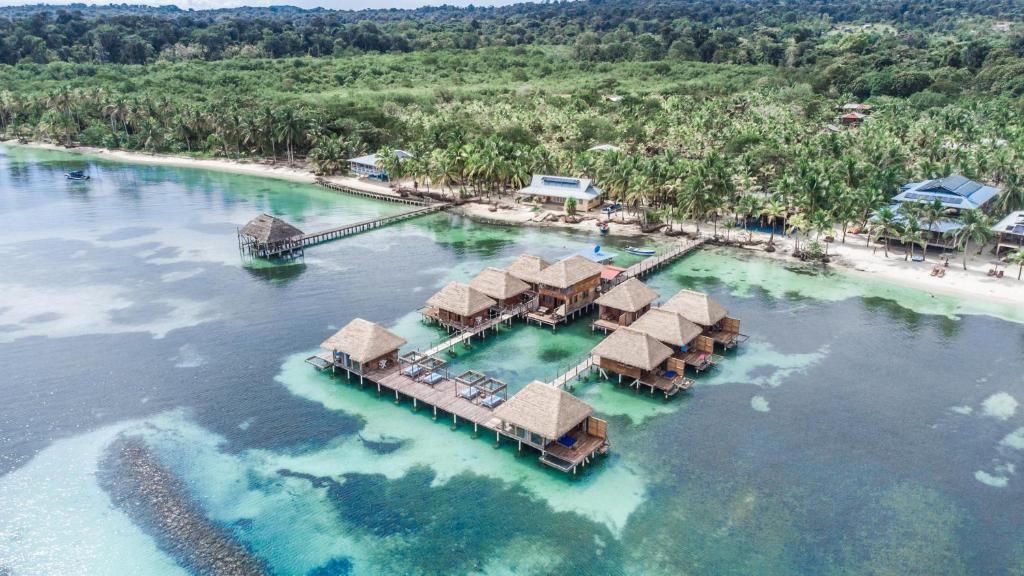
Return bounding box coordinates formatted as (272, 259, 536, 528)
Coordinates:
(1, 0, 1023, 261)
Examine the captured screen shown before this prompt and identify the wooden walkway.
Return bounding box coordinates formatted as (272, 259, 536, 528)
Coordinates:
(550, 356, 595, 389)
(316, 177, 427, 206)
(620, 237, 707, 281)
(422, 300, 536, 357)
(300, 203, 449, 247)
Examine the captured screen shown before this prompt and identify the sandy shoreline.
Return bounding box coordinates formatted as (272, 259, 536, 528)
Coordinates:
(6, 140, 1022, 308)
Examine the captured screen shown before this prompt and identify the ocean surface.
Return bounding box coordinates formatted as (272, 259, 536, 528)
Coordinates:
(1, 144, 1024, 575)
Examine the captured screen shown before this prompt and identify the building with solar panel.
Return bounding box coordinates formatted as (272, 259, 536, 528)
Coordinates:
(994, 211, 1024, 255)
(882, 175, 1002, 249)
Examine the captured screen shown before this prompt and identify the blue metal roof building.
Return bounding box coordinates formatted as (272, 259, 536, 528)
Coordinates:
(893, 175, 1001, 211)
(518, 175, 605, 210)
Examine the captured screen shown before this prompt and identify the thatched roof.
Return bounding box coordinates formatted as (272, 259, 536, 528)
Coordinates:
(506, 254, 551, 285)
(661, 290, 728, 327)
(595, 278, 658, 312)
(469, 267, 531, 301)
(239, 213, 304, 243)
(629, 308, 703, 347)
(426, 282, 496, 317)
(592, 327, 672, 371)
(535, 255, 604, 289)
(320, 318, 407, 363)
(494, 381, 593, 440)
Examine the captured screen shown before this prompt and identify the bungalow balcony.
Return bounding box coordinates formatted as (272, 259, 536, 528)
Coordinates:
(540, 428, 610, 472)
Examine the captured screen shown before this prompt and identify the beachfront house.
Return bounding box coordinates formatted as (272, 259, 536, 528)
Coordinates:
(592, 278, 659, 333)
(422, 282, 496, 330)
(993, 211, 1024, 255)
(493, 381, 609, 473)
(237, 213, 305, 259)
(517, 175, 604, 211)
(591, 327, 691, 398)
(628, 307, 718, 373)
(469, 267, 532, 311)
(887, 175, 1002, 248)
(347, 149, 414, 180)
(841, 103, 873, 113)
(316, 318, 407, 383)
(506, 254, 551, 292)
(527, 255, 604, 327)
(662, 289, 745, 349)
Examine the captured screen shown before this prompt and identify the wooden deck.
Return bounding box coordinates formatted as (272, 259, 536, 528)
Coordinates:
(375, 367, 504, 430)
(591, 318, 622, 333)
(635, 373, 694, 398)
(541, 432, 608, 472)
(708, 330, 748, 349)
(301, 203, 448, 247)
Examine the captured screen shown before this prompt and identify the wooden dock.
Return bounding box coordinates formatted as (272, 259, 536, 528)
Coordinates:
(620, 237, 707, 281)
(300, 203, 449, 247)
(316, 177, 428, 206)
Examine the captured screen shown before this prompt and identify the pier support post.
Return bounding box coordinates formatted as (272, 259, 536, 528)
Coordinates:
(432, 406, 437, 421)
(473, 422, 478, 438)
(412, 398, 418, 412)
(376, 382, 380, 395)
(394, 389, 400, 404)
(451, 414, 458, 430)
(495, 431, 501, 447)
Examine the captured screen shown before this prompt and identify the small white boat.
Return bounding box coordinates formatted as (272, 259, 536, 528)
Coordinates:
(625, 246, 655, 256)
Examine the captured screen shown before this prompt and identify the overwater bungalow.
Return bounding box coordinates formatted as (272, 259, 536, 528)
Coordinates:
(527, 255, 604, 327)
(422, 282, 497, 331)
(237, 213, 305, 259)
(591, 327, 692, 398)
(506, 254, 551, 291)
(662, 290, 746, 349)
(493, 381, 609, 474)
(308, 318, 407, 384)
(629, 308, 719, 372)
(469, 267, 532, 311)
(592, 278, 658, 333)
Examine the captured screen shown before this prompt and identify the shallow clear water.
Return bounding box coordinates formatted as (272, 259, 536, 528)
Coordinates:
(2, 145, 1024, 575)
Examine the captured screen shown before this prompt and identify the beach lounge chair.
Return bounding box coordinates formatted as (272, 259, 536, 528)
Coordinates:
(481, 395, 504, 409)
(422, 372, 444, 386)
(458, 386, 480, 400)
(402, 364, 424, 378)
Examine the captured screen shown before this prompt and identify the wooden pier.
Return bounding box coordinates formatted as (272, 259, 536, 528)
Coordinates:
(300, 203, 449, 247)
(315, 177, 429, 206)
(620, 237, 707, 282)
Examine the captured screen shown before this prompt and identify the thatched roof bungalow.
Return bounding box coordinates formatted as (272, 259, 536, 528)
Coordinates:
(238, 213, 305, 259)
(423, 282, 496, 329)
(469, 267, 531, 309)
(662, 290, 728, 327)
(591, 324, 694, 398)
(593, 278, 658, 332)
(661, 290, 745, 350)
(628, 308, 703, 348)
(495, 381, 608, 472)
(319, 318, 407, 378)
(506, 254, 551, 288)
(528, 255, 604, 327)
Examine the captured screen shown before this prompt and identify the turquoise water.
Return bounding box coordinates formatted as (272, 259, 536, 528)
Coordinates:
(2, 144, 1024, 575)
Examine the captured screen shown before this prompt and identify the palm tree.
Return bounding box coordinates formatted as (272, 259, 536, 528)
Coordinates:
(918, 198, 946, 261)
(736, 194, 761, 236)
(760, 199, 787, 248)
(900, 217, 926, 261)
(1007, 249, 1024, 281)
(944, 210, 996, 270)
(869, 206, 899, 257)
